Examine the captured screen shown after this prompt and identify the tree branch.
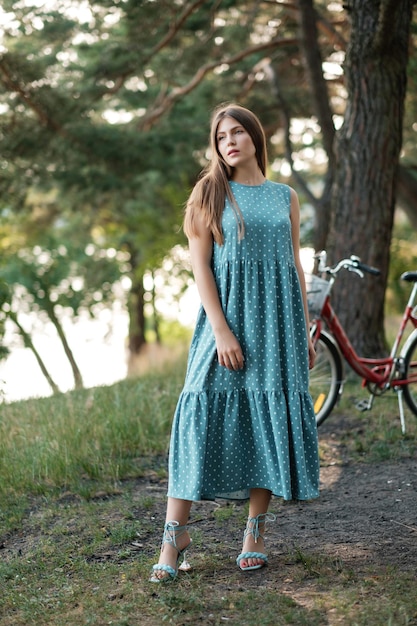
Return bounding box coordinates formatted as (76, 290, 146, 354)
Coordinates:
(138, 37, 298, 130)
(7, 309, 61, 395)
(0, 59, 62, 133)
(316, 13, 347, 50)
(92, 0, 212, 100)
(145, 0, 209, 62)
(263, 0, 348, 49)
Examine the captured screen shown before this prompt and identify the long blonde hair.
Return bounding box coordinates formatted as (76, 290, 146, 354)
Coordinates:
(184, 103, 268, 245)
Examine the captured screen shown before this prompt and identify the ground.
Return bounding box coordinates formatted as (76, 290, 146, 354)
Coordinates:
(2, 409, 417, 625)
(137, 412, 417, 622)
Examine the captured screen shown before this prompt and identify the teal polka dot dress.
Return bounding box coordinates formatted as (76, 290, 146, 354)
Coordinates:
(168, 181, 319, 502)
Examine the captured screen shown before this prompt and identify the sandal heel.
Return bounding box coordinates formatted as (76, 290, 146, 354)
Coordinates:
(178, 548, 192, 572)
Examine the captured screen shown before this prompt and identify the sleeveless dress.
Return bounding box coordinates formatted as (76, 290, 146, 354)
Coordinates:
(167, 180, 319, 502)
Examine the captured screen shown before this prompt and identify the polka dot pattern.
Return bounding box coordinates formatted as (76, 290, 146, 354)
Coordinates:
(167, 181, 319, 502)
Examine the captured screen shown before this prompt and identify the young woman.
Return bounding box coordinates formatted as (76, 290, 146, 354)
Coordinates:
(150, 103, 319, 582)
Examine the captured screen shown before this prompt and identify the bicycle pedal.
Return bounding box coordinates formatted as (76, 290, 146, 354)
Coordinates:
(355, 399, 371, 412)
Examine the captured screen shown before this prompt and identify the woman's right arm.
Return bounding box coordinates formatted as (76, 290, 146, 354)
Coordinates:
(188, 214, 244, 371)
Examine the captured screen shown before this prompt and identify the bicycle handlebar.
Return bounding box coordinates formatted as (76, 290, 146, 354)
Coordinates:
(316, 252, 381, 278)
(352, 258, 381, 276)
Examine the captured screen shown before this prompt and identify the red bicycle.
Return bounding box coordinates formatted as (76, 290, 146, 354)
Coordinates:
(307, 252, 417, 432)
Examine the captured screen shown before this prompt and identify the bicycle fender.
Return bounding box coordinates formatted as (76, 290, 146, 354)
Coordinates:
(311, 328, 344, 372)
(400, 328, 417, 360)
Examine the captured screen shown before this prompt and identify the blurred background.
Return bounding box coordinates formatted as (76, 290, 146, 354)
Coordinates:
(0, 0, 416, 402)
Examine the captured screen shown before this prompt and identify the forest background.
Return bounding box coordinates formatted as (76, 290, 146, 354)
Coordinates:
(0, 0, 416, 400)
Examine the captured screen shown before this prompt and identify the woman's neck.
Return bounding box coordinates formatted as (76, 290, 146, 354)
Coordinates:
(231, 168, 265, 186)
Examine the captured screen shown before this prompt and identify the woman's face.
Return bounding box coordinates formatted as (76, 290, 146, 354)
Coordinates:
(216, 116, 257, 169)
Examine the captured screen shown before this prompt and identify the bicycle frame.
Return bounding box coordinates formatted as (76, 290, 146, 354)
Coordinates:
(311, 276, 417, 432)
(313, 284, 417, 388)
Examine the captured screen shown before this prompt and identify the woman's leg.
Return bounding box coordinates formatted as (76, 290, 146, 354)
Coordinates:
(153, 497, 193, 579)
(239, 488, 272, 569)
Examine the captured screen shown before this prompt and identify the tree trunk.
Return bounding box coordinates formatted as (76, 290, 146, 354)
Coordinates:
(329, 0, 413, 356)
(127, 276, 146, 354)
(47, 303, 84, 389)
(297, 0, 336, 252)
(150, 271, 161, 344)
(8, 310, 61, 395)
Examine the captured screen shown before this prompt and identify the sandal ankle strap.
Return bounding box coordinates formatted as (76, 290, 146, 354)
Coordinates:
(162, 520, 188, 551)
(244, 513, 276, 543)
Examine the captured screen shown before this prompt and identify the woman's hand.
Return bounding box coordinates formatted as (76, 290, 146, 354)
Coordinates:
(307, 337, 316, 370)
(215, 327, 245, 371)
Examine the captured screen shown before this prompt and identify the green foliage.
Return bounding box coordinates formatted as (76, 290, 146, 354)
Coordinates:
(0, 0, 318, 222)
(1, 225, 122, 315)
(0, 0, 416, 367)
(0, 205, 126, 388)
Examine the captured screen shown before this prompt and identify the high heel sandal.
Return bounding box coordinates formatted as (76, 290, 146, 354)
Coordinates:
(236, 512, 276, 572)
(149, 520, 192, 583)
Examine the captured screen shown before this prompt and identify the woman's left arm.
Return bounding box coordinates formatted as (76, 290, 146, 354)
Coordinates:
(289, 187, 316, 369)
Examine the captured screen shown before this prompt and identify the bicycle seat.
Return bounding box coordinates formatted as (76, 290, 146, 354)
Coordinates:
(400, 271, 417, 282)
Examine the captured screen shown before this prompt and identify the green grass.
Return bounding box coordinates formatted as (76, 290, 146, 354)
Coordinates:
(0, 362, 186, 502)
(320, 377, 417, 464)
(1, 493, 416, 626)
(1, 357, 417, 625)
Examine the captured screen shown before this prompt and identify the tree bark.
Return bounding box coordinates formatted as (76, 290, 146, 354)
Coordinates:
(329, 0, 413, 356)
(127, 276, 146, 355)
(47, 303, 84, 389)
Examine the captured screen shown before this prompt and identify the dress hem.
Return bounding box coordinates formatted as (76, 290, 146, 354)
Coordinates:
(166, 489, 320, 503)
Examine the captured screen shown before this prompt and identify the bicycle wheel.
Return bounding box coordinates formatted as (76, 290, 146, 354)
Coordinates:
(309, 331, 343, 426)
(402, 330, 417, 416)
